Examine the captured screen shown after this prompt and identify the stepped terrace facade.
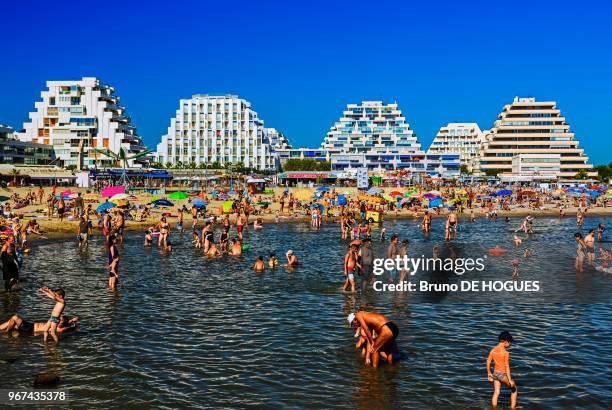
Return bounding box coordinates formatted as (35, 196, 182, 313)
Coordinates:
(427, 123, 486, 172)
(17, 77, 146, 168)
(321, 100, 422, 170)
(155, 95, 280, 170)
(477, 97, 595, 179)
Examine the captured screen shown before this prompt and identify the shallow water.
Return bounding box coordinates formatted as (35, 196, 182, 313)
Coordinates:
(1, 217, 611, 408)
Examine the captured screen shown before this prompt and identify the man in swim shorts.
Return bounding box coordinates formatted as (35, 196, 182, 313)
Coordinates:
(0, 314, 79, 335)
(343, 243, 359, 293)
(347, 310, 399, 368)
(486, 330, 518, 408)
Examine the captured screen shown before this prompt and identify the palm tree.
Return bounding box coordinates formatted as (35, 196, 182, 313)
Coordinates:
(11, 169, 20, 186)
(91, 147, 151, 187)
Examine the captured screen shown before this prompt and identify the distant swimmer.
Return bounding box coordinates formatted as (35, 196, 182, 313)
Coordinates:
(488, 246, 507, 256)
(107, 234, 120, 290)
(347, 311, 399, 368)
(486, 331, 518, 409)
(39, 287, 66, 343)
(286, 250, 298, 266)
(513, 235, 522, 246)
(0, 314, 79, 336)
(253, 256, 265, 271)
(511, 259, 519, 278)
(229, 238, 242, 257)
(206, 242, 221, 257)
(253, 218, 264, 230)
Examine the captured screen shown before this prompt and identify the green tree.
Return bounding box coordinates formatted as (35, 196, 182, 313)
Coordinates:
(316, 161, 331, 171)
(574, 169, 589, 180)
(459, 164, 472, 175)
(211, 161, 221, 169)
(594, 164, 612, 182)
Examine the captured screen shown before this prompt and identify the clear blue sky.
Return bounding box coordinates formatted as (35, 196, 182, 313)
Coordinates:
(2, 1, 611, 164)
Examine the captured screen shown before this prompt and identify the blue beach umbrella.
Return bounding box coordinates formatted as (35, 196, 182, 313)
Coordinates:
(337, 194, 347, 206)
(496, 189, 513, 197)
(316, 186, 330, 192)
(429, 197, 443, 207)
(96, 202, 116, 213)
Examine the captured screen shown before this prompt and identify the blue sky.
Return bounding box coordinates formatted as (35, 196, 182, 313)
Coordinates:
(2, 1, 611, 164)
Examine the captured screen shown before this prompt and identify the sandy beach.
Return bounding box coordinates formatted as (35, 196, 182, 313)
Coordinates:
(1, 185, 610, 241)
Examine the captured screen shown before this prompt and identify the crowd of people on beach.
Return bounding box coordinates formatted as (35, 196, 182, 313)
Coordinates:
(1, 182, 610, 408)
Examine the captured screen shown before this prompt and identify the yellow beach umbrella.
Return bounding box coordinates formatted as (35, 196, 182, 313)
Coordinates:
(293, 189, 313, 201)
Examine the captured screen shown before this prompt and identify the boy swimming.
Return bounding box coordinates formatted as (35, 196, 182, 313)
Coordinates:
(486, 330, 518, 408)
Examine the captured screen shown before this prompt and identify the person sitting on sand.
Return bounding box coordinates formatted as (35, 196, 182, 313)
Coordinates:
(286, 249, 298, 266)
(347, 311, 399, 368)
(0, 314, 79, 335)
(39, 287, 66, 343)
(486, 331, 518, 408)
(253, 256, 265, 271)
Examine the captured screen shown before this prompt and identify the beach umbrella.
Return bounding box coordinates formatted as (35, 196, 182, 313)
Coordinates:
(67, 192, 79, 199)
(101, 185, 125, 198)
(152, 199, 174, 207)
(293, 189, 313, 201)
(496, 189, 512, 197)
(390, 190, 403, 197)
(316, 186, 330, 192)
(409, 192, 420, 198)
(169, 191, 188, 200)
(367, 187, 383, 195)
(400, 197, 410, 205)
(110, 193, 130, 201)
(113, 199, 129, 207)
(60, 190, 74, 197)
(428, 190, 442, 196)
(96, 202, 116, 213)
(222, 200, 234, 213)
(191, 197, 206, 205)
(0, 196, 9, 202)
(404, 190, 416, 197)
(383, 194, 395, 202)
(422, 193, 439, 199)
(337, 194, 347, 206)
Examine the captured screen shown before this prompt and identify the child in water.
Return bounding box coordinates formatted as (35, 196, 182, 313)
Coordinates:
(486, 331, 518, 408)
(253, 256, 265, 271)
(268, 253, 278, 268)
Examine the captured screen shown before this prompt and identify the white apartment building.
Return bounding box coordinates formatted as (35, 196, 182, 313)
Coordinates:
(477, 97, 595, 179)
(321, 100, 422, 170)
(156, 95, 280, 170)
(17, 77, 147, 168)
(427, 123, 486, 171)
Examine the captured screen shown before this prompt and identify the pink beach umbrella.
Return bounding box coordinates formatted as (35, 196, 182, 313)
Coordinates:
(101, 185, 126, 198)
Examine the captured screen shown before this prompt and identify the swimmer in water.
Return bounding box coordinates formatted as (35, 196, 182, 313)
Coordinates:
(286, 249, 298, 266)
(597, 223, 604, 241)
(144, 228, 153, 246)
(229, 238, 242, 256)
(39, 287, 65, 343)
(486, 331, 518, 409)
(347, 311, 399, 368)
(165, 241, 173, 252)
(253, 218, 263, 230)
(253, 256, 265, 271)
(445, 211, 458, 240)
(488, 245, 507, 256)
(513, 235, 522, 246)
(206, 242, 221, 257)
(192, 230, 201, 248)
(523, 248, 531, 258)
(268, 253, 278, 268)
(511, 259, 519, 278)
(574, 232, 586, 273)
(108, 234, 120, 290)
(379, 227, 386, 241)
(584, 229, 595, 266)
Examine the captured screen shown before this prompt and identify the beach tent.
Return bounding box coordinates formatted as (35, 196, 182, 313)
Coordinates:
(152, 199, 174, 207)
(101, 185, 125, 198)
(429, 197, 443, 207)
(169, 191, 188, 200)
(96, 202, 116, 213)
(222, 200, 234, 213)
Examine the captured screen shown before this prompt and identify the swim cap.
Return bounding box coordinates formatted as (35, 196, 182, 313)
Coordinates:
(347, 313, 356, 325)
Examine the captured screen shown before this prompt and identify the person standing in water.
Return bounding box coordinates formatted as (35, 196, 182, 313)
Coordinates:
(347, 311, 399, 368)
(445, 210, 458, 240)
(108, 234, 120, 290)
(574, 232, 586, 273)
(486, 331, 518, 409)
(343, 243, 359, 293)
(584, 229, 596, 266)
